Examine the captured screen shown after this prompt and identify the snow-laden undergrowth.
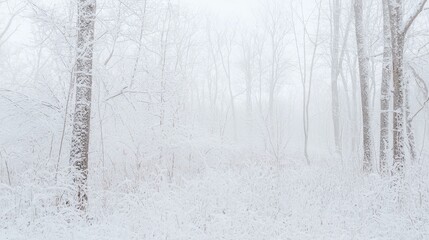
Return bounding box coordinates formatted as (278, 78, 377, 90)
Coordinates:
(1, 162, 429, 240)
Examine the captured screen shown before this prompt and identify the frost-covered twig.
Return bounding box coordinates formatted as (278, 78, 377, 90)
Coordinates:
(409, 96, 429, 123)
(402, 0, 428, 34)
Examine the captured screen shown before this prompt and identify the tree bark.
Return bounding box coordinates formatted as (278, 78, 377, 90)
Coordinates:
(389, 0, 406, 174)
(380, 0, 392, 176)
(354, 0, 374, 172)
(388, 0, 426, 174)
(69, 0, 96, 211)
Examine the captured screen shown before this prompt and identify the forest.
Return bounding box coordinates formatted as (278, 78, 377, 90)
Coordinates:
(1, 0, 429, 239)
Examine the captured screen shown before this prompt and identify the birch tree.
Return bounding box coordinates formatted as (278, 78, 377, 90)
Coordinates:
(69, 0, 96, 211)
(354, 0, 374, 172)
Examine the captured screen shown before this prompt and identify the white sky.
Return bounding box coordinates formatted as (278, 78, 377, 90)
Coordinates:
(180, 0, 259, 21)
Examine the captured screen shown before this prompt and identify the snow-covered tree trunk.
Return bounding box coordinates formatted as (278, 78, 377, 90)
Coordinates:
(69, 0, 96, 211)
(331, 0, 342, 158)
(388, 0, 427, 174)
(389, 0, 406, 174)
(380, 0, 392, 176)
(354, 0, 374, 172)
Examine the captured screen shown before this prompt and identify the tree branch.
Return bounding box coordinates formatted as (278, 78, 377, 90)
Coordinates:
(0, 11, 19, 41)
(409, 96, 429, 123)
(409, 64, 428, 96)
(402, 0, 428, 34)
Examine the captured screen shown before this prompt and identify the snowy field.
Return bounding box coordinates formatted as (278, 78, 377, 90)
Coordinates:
(1, 162, 429, 240)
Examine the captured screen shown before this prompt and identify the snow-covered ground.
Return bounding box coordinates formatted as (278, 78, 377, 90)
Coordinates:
(1, 162, 428, 240)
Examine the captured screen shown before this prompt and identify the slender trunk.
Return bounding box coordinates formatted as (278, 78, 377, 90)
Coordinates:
(257, 43, 263, 115)
(217, 33, 237, 139)
(207, 28, 219, 131)
(268, 28, 279, 123)
(269, 42, 276, 122)
(388, 0, 406, 174)
(354, 0, 374, 172)
(244, 53, 253, 140)
(130, 0, 147, 88)
(351, 56, 359, 158)
(305, 2, 321, 164)
(245, 62, 253, 119)
(380, 0, 392, 176)
(405, 83, 417, 161)
(228, 75, 236, 139)
(159, 5, 171, 162)
(69, 0, 96, 211)
(409, 66, 428, 160)
(331, 0, 342, 158)
(291, 5, 309, 164)
(345, 50, 359, 158)
(268, 83, 274, 120)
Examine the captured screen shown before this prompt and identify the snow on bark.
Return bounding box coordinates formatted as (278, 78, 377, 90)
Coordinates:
(69, 0, 96, 211)
(380, 0, 392, 176)
(405, 81, 417, 162)
(389, 0, 406, 174)
(388, 0, 426, 174)
(401, 0, 428, 35)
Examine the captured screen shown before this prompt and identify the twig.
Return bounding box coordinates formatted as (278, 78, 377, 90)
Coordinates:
(56, 68, 75, 183)
(104, 86, 128, 101)
(1, 151, 12, 186)
(409, 96, 429, 123)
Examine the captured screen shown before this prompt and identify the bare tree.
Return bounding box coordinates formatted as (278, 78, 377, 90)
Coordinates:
(409, 65, 429, 158)
(335, 4, 354, 159)
(258, 0, 288, 162)
(330, 0, 342, 158)
(69, 0, 96, 211)
(239, 32, 255, 120)
(387, 0, 427, 174)
(379, 0, 392, 176)
(0, 2, 23, 48)
(405, 78, 417, 161)
(216, 28, 237, 139)
(291, 0, 322, 164)
(205, 19, 221, 133)
(354, 0, 374, 172)
(239, 31, 258, 142)
(263, 0, 287, 121)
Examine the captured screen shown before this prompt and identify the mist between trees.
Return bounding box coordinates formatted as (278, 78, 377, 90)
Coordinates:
(1, 0, 429, 239)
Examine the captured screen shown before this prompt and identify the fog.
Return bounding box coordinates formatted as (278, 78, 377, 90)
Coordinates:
(1, 0, 429, 239)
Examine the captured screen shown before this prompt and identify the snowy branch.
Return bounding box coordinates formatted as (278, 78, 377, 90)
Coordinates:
(409, 96, 429, 123)
(0, 11, 19, 41)
(402, 0, 428, 34)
